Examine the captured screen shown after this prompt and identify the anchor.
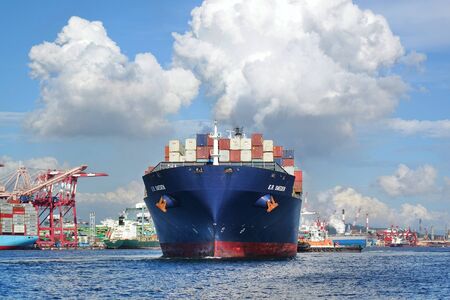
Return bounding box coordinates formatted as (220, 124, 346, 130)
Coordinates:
(266, 196, 279, 213)
(156, 197, 167, 213)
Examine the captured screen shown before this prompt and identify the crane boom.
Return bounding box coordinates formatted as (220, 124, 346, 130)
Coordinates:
(15, 165, 87, 197)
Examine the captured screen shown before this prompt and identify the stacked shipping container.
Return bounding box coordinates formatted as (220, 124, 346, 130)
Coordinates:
(165, 133, 299, 167)
(163, 132, 302, 183)
(168, 140, 185, 162)
(0, 202, 38, 236)
(293, 170, 303, 193)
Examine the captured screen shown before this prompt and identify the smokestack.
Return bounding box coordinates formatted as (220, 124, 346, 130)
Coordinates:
(366, 213, 369, 234)
(446, 224, 449, 241)
(419, 218, 422, 235)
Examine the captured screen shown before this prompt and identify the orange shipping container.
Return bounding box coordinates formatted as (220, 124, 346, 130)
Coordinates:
(230, 150, 241, 162)
(207, 136, 213, 147)
(12, 207, 25, 214)
(251, 146, 263, 159)
(219, 138, 230, 149)
(164, 146, 169, 157)
(294, 170, 303, 182)
(197, 146, 210, 159)
(165, 156, 169, 162)
(294, 181, 303, 193)
(282, 158, 295, 167)
(251, 133, 263, 146)
(273, 146, 283, 158)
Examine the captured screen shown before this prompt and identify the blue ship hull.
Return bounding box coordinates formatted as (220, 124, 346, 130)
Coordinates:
(0, 235, 38, 250)
(331, 236, 368, 248)
(143, 164, 302, 258)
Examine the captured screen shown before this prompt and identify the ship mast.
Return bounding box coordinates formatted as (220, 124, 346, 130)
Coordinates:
(211, 120, 220, 166)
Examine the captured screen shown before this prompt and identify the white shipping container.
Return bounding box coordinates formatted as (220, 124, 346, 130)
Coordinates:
(240, 138, 252, 150)
(263, 152, 274, 162)
(263, 140, 274, 152)
(185, 138, 197, 150)
(169, 152, 181, 162)
(169, 140, 184, 153)
(0, 207, 12, 213)
(13, 224, 25, 233)
(185, 150, 197, 162)
(1, 226, 12, 233)
(219, 150, 230, 162)
(284, 166, 295, 176)
(241, 150, 252, 162)
(230, 138, 241, 150)
(179, 155, 186, 163)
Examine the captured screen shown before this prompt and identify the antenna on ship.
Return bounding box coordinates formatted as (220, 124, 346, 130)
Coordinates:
(366, 213, 369, 234)
(210, 120, 220, 166)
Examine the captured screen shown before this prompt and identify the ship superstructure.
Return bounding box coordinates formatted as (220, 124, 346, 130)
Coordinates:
(103, 203, 159, 249)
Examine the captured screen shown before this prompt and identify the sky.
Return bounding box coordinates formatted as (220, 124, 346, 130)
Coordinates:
(0, 0, 449, 231)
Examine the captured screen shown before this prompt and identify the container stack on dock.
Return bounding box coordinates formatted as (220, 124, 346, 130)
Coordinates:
(0, 202, 38, 236)
(163, 132, 302, 192)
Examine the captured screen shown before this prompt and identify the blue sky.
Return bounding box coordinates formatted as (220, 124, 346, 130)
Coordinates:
(1, 0, 449, 229)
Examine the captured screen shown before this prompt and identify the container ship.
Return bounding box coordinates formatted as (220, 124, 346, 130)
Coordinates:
(0, 201, 38, 249)
(103, 203, 159, 249)
(143, 122, 303, 258)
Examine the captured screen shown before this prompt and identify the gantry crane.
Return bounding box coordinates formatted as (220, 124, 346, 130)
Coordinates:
(0, 164, 107, 248)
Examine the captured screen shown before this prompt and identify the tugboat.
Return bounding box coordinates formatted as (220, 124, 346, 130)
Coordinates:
(389, 236, 410, 247)
(297, 198, 361, 253)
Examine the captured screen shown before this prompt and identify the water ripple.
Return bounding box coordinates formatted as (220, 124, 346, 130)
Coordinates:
(0, 249, 449, 299)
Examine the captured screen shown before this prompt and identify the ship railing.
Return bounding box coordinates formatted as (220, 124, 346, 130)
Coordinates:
(151, 161, 288, 174)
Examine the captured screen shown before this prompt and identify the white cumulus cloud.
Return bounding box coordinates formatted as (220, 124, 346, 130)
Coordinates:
(173, 0, 409, 152)
(316, 186, 439, 228)
(27, 16, 200, 137)
(378, 164, 437, 197)
(399, 50, 427, 70)
(317, 186, 394, 225)
(77, 180, 145, 220)
(386, 118, 450, 138)
(0, 156, 61, 175)
(77, 180, 144, 205)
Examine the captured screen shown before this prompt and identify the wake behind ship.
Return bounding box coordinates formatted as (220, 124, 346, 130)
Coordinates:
(143, 123, 303, 258)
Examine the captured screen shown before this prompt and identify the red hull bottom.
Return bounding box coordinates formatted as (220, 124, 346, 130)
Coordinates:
(160, 241, 297, 258)
(0, 246, 18, 250)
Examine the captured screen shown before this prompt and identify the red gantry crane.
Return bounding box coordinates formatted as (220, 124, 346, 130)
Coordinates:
(1, 164, 107, 248)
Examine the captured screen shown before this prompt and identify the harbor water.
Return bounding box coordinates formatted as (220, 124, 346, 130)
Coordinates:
(0, 249, 449, 299)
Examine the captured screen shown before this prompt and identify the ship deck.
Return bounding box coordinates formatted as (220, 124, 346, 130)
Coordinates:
(151, 161, 288, 173)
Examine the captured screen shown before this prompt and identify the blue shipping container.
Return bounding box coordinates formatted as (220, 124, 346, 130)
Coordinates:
(283, 149, 294, 159)
(196, 134, 208, 146)
(274, 158, 283, 165)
